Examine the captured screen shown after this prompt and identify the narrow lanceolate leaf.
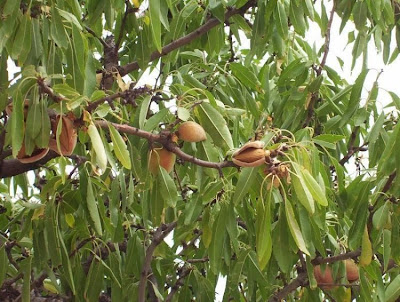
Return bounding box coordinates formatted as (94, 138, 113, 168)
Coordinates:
(50, 6, 69, 49)
(11, 91, 24, 158)
(360, 226, 372, 267)
(373, 202, 390, 230)
(209, 204, 228, 274)
(291, 170, 315, 214)
(87, 178, 103, 236)
(149, 0, 162, 52)
(35, 100, 51, 148)
(196, 103, 233, 150)
(299, 166, 328, 207)
(285, 199, 310, 255)
(88, 123, 108, 172)
(25, 102, 41, 140)
(139, 95, 151, 129)
(233, 167, 258, 205)
(12, 13, 31, 64)
(157, 167, 178, 208)
(21, 257, 32, 302)
(275, 1, 288, 39)
(340, 69, 368, 126)
(109, 124, 131, 169)
(385, 274, 400, 302)
(256, 195, 272, 270)
(230, 63, 260, 91)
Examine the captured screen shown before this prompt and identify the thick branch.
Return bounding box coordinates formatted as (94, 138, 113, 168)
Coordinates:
(0, 151, 58, 178)
(119, 1, 257, 76)
(268, 271, 308, 302)
(138, 222, 178, 302)
(95, 121, 237, 170)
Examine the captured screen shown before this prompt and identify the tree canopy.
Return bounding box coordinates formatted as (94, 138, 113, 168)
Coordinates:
(1, 0, 400, 301)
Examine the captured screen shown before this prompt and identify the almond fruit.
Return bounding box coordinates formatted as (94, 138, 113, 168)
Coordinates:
(345, 259, 359, 282)
(232, 141, 266, 167)
(17, 144, 49, 163)
(49, 115, 77, 156)
(313, 265, 336, 290)
(177, 121, 207, 142)
(148, 147, 176, 175)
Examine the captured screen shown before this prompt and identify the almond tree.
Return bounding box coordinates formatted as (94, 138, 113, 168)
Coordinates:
(0, 0, 400, 301)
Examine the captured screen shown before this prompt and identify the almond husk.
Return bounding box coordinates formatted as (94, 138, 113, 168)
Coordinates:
(17, 144, 49, 163)
(177, 121, 207, 142)
(49, 115, 77, 156)
(148, 147, 176, 175)
(313, 265, 336, 290)
(345, 260, 359, 282)
(232, 141, 266, 167)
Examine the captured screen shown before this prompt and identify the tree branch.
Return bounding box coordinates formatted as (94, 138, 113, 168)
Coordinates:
(165, 266, 192, 302)
(95, 121, 237, 171)
(318, 3, 335, 75)
(268, 271, 308, 302)
(138, 221, 178, 302)
(118, 1, 257, 76)
(302, 2, 335, 128)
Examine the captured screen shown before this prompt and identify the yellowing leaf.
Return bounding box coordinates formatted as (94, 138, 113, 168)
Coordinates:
(88, 123, 107, 172)
(360, 226, 372, 267)
(109, 124, 131, 169)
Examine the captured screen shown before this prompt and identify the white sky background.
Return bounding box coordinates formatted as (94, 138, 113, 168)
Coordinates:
(6, 2, 400, 301)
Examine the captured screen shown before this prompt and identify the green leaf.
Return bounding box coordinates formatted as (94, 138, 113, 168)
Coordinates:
(11, 91, 24, 158)
(50, 6, 69, 49)
(366, 112, 385, 144)
(87, 178, 103, 236)
(256, 193, 272, 270)
(291, 168, 315, 214)
(352, 1, 367, 31)
(21, 257, 31, 302)
(34, 100, 51, 148)
(196, 102, 233, 150)
(52, 84, 80, 98)
(285, 199, 310, 255)
(149, 0, 162, 53)
(157, 167, 178, 208)
(25, 101, 41, 140)
(230, 63, 261, 92)
(373, 202, 391, 230)
(300, 168, 328, 207)
(0, 246, 7, 287)
(233, 167, 258, 205)
(12, 13, 31, 64)
(313, 134, 345, 149)
(209, 205, 228, 274)
(109, 124, 131, 169)
(385, 274, 400, 302)
(139, 95, 151, 129)
(289, 0, 306, 36)
(88, 123, 108, 172)
(57, 8, 83, 30)
(275, 1, 288, 39)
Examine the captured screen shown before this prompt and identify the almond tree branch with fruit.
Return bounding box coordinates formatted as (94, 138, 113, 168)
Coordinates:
(1, 1, 400, 301)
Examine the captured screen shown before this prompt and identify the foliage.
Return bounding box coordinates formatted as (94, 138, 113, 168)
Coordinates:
(0, 0, 400, 301)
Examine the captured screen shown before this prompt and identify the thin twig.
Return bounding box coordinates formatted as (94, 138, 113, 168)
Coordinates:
(318, 2, 336, 75)
(85, 26, 110, 48)
(115, 1, 131, 49)
(165, 266, 192, 302)
(119, 0, 257, 75)
(302, 2, 335, 128)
